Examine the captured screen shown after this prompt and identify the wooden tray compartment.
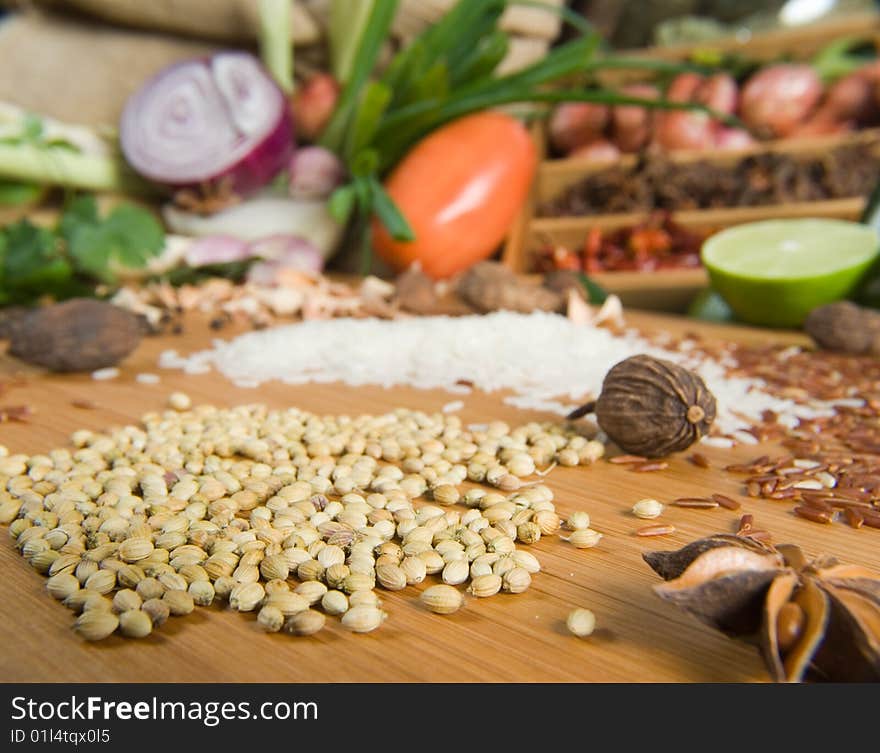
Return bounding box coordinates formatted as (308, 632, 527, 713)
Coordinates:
(503, 129, 878, 312)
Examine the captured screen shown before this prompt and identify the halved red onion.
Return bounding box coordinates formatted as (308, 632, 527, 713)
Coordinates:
(184, 235, 251, 267)
(120, 52, 294, 196)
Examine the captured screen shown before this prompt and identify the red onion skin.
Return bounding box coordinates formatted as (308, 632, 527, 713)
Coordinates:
(549, 102, 609, 154)
(219, 108, 295, 196)
(184, 235, 251, 267)
(247, 235, 323, 269)
(288, 146, 345, 199)
(740, 64, 823, 137)
(120, 53, 295, 197)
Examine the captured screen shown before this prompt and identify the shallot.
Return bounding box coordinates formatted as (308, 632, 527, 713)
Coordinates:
(184, 236, 251, 267)
(120, 52, 294, 196)
(288, 146, 345, 199)
(740, 64, 823, 137)
(653, 74, 714, 151)
(610, 84, 658, 153)
(246, 236, 324, 284)
(548, 102, 609, 154)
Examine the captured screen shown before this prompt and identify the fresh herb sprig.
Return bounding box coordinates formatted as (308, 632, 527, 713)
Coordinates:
(321, 0, 731, 260)
(0, 195, 164, 304)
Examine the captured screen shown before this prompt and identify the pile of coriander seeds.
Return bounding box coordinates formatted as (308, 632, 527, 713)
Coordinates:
(0, 400, 605, 641)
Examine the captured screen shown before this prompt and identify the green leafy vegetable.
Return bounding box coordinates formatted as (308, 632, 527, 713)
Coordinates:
(0, 179, 44, 207)
(578, 272, 608, 305)
(322, 0, 725, 270)
(0, 195, 165, 303)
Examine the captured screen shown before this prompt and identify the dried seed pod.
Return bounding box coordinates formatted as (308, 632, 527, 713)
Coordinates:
(644, 535, 880, 682)
(47, 573, 80, 601)
(142, 598, 171, 627)
(348, 590, 381, 608)
(467, 574, 502, 598)
(502, 567, 531, 594)
(565, 511, 591, 530)
(320, 590, 349, 616)
(136, 577, 165, 601)
(118, 609, 153, 639)
(84, 569, 116, 595)
(441, 559, 470, 586)
(376, 563, 407, 591)
(9, 299, 144, 372)
(294, 581, 328, 605)
(341, 605, 386, 633)
(632, 499, 664, 519)
(118, 537, 154, 563)
(511, 550, 541, 574)
(586, 355, 716, 458)
(284, 609, 325, 636)
(257, 605, 285, 632)
(264, 592, 309, 616)
(420, 584, 464, 614)
(565, 529, 603, 549)
(399, 556, 427, 585)
(188, 580, 215, 607)
(112, 589, 142, 613)
(342, 573, 375, 594)
(74, 610, 119, 641)
(163, 589, 195, 616)
(567, 608, 596, 637)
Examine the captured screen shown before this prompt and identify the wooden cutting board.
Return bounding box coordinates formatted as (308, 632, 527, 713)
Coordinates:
(1, 310, 875, 683)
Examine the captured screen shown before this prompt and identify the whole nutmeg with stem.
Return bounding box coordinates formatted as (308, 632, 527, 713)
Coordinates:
(568, 355, 716, 458)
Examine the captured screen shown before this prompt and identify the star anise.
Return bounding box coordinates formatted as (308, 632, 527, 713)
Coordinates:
(643, 534, 880, 682)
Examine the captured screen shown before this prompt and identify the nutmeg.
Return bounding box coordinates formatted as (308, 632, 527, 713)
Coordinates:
(804, 301, 880, 356)
(7, 298, 144, 372)
(571, 354, 716, 458)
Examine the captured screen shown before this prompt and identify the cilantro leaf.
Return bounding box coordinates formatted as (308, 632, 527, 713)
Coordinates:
(59, 195, 99, 241)
(62, 199, 164, 281)
(1, 219, 73, 297)
(102, 204, 164, 268)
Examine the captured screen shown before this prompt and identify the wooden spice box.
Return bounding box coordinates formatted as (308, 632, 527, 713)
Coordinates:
(500, 15, 880, 312)
(502, 128, 879, 312)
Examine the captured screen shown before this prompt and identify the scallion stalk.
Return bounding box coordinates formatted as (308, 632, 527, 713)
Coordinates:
(259, 0, 294, 93)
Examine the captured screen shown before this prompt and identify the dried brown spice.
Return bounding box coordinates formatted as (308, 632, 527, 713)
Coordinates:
(538, 142, 880, 218)
(7, 299, 144, 372)
(456, 262, 565, 314)
(804, 301, 880, 356)
(644, 534, 880, 682)
(571, 354, 716, 458)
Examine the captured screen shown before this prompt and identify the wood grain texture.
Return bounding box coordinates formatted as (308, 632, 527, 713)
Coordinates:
(0, 311, 876, 683)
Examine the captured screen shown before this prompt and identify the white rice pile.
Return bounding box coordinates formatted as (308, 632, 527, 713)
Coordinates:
(159, 311, 846, 439)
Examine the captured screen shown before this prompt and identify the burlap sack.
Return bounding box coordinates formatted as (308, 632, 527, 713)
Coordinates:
(0, 0, 562, 128)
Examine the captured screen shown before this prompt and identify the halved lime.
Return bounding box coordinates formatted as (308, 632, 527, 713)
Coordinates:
(701, 219, 879, 327)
